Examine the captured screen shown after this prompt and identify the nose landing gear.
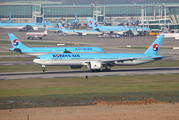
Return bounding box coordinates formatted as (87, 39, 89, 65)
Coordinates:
(42, 65, 46, 72)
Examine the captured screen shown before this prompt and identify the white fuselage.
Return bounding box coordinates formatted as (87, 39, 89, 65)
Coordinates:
(26, 32, 47, 38)
(33, 59, 153, 66)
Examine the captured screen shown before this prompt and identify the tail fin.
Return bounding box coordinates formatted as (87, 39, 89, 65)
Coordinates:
(9, 12, 11, 23)
(72, 12, 77, 23)
(144, 35, 164, 55)
(58, 23, 68, 32)
(8, 33, 27, 48)
(87, 17, 101, 30)
(43, 22, 46, 30)
(75, 12, 77, 22)
(44, 27, 48, 34)
(86, 17, 93, 27)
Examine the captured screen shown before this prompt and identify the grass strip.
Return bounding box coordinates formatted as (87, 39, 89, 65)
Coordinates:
(0, 74, 179, 97)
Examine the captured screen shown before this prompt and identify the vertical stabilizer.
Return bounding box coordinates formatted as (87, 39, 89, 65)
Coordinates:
(91, 19, 101, 30)
(86, 17, 93, 27)
(58, 23, 68, 32)
(144, 35, 164, 55)
(43, 22, 46, 30)
(9, 12, 11, 23)
(44, 27, 48, 34)
(8, 33, 27, 48)
(72, 12, 77, 23)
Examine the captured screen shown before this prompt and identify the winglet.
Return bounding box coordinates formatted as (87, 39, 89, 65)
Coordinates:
(144, 34, 164, 55)
(8, 33, 27, 48)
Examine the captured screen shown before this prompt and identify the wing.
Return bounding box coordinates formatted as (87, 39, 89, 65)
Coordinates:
(101, 57, 138, 64)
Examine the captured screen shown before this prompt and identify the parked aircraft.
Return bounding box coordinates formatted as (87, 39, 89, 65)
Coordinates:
(44, 23, 70, 33)
(58, 23, 102, 36)
(157, 33, 179, 39)
(25, 28, 48, 40)
(87, 17, 151, 36)
(33, 35, 165, 72)
(8, 33, 105, 56)
(0, 13, 11, 23)
(0, 21, 55, 31)
(66, 12, 78, 26)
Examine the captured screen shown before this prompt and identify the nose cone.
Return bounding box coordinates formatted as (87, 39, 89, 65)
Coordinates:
(33, 59, 37, 63)
(33, 59, 41, 64)
(99, 48, 106, 53)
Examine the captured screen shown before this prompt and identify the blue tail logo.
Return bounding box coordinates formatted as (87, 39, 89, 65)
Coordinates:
(94, 22, 98, 27)
(13, 39, 19, 46)
(8, 33, 27, 48)
(60, 26, 63, 30)
(153, 44, 159, 52)
(144, 35, 164, 55)
(89, 20, 92, 25)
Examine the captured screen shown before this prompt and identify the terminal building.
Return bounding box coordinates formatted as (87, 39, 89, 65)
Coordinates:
(0, 1, 179, 32)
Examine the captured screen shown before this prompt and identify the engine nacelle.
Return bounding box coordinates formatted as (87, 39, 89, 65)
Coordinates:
(17, 27, 23, 30)
(70, 65, 83, 69)
(175, 36, 179, 39)
(87, 61, 102, 70)
(33, 27, 38, 30)
(82, 33, 87, 35)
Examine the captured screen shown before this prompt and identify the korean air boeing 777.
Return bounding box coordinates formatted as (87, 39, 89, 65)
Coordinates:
(0, 21, 55, 31)
(1, 13, 11, 23)
(86, 17, 151, 36)
(58, 23, 102, 36)
(8, 33, 105, 56)
(33, 35, 164, 72)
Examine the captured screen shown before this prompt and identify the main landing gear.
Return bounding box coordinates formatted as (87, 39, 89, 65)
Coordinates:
(42, 65, 46, 72)
(102, 65, 111, 72)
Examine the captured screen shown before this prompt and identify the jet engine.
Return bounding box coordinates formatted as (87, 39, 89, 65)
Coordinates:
(70, 65, 83, 69)
(87, 61, 102, 70)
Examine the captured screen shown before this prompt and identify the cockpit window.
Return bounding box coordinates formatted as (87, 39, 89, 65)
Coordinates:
(36, 57, 41, 59)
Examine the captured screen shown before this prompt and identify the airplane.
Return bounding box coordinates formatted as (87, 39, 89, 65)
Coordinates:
(86, 17, 151, 36)
(8, 33, 106, 56)
(44, 23, 70, 33)
(66, 12, 78, 27)
(0, 21, 55, 31)
(25, 28, 48, 40)
(33, 35, 165, 72)
(0, 12, 11, 23)
(157, 33, 179, 39)
(58, 23, 102, 36)
(71, 12, 77, 24)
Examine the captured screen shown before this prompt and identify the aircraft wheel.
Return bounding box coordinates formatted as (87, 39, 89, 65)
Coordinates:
(91, 69, 101, 72)
(43, 69, 46, 72)
(32, 37, 34, 40)
(102, 69, 111, 72)
(39, 37, 42, 39)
